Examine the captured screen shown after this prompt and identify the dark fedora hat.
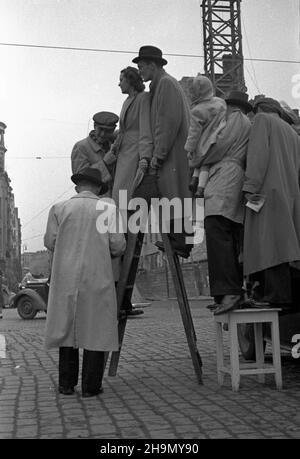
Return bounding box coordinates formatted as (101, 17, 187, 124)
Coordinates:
(132, 45, 168, 65)
(71, 167, 108, 194)
(225, 90, 253, 113)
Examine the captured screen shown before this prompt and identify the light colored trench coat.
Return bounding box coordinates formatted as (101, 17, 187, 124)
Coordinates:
(204, 109, 251, 224)
(44, 191, 126, 350)
(112, 91, 153, 206)
(149, 70, 191, 202)
(243, 113, 300, 276)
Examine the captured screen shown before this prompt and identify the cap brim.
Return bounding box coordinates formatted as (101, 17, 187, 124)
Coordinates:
(93, 123, 116, 130)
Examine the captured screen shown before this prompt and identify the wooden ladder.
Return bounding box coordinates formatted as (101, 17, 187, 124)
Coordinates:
(108, 229, 203, 384)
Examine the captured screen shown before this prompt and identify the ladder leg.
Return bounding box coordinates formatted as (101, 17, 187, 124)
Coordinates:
(108, 231, 144, 376)
(161, 233, 203, 384)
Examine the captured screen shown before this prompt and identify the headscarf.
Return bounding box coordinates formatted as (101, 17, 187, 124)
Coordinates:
(279, 100, 300, 125)
(253, 97, 283, 117)
(191, 75, 214, 106)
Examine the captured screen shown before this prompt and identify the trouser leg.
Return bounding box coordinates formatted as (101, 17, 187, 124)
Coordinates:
(261, 263, 292, 305)
(204, 215, 243, 298)
(81, 350, 105, 393)
(59, 347, 79, 388)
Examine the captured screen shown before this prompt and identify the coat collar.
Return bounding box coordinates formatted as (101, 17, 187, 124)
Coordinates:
(71, 190, 100, 200)
(149, 69, 166, 94)
(119, 93, 138, 127)
(87, 132, 111, 153)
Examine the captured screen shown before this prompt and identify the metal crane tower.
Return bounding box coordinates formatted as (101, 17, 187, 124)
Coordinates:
(202, 0, 246, 96)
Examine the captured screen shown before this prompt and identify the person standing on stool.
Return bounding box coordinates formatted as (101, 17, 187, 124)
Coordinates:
(202, 91, 252, 315)
(243, 98, 300, 311)
(44, 168, 126, 397)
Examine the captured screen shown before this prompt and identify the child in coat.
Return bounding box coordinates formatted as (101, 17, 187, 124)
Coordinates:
(185, 75, 227, 197)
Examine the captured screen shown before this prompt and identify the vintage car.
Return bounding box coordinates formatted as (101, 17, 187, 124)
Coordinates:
(11, 278, 49, 320)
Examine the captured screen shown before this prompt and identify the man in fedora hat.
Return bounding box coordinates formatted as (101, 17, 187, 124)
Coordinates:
(71, 111, 119, 190)
(44, 167, 126, 397)
(132, 45, 193, 258)
(200, 90, 252, 315)
(242, 97, 300, 312)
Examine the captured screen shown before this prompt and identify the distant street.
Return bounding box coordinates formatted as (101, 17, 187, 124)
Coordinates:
(0, 299, 300, 439)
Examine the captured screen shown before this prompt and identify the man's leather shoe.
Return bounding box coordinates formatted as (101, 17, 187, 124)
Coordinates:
(82, 387, 104, 398)
(214, 295, 242, 315)
(59, 386, 75, 395)
(127, 309, 144, 316)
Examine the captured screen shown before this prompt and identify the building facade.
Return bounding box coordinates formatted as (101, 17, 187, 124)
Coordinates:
(0, 122, 22, 290)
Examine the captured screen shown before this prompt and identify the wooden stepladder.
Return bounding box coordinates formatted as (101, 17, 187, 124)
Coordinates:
(108, 228, 203, 384)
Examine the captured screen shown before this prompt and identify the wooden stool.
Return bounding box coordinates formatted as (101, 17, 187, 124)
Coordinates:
(214, 308, 282, 391)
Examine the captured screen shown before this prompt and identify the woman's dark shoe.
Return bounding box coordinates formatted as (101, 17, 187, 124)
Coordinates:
(82, 387, 104, 398)
(206, 303, 219, 312)
(59, 386, 75, 395)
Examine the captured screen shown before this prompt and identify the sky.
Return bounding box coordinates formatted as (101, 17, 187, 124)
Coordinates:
(0, 0, 299, 252)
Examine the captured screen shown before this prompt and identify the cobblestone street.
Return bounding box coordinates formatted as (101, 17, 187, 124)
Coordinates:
(0, 299, 300, 439)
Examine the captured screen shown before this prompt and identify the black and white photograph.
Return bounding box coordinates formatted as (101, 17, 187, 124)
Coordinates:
(0, 0, 300, 445)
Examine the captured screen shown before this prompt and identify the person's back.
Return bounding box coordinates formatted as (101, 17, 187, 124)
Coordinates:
(259, 113, 300, 193)
(244, 110, 300, 276)
(44, 167, 126, 397)
(45, 191, 124, 350)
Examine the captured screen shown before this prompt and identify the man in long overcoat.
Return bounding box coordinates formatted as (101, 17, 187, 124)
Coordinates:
(243, 98, 300, 309)
(132, 46, 193, 258)
(44, 168, 126, 397)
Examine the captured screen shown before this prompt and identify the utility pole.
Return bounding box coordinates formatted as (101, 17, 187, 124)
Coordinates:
(202, 0, 246, 96)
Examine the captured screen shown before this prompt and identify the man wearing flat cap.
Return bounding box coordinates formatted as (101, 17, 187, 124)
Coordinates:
(44, 167, 126, 397)
(243, 97, 300, 312)
(132, 45, 193, 258)
(71, 111, 119, 191)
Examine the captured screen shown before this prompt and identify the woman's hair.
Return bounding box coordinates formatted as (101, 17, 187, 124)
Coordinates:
(121, 67, 145, 92)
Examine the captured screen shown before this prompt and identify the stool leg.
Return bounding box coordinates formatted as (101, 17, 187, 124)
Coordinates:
(229, 319, 240, 391)
(271, 315, 282, 390)
(215, 321, 225, 386)
(254, 323, 265, 384)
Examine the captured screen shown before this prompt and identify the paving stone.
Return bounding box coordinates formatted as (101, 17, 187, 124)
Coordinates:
(1, 301, 300, 439)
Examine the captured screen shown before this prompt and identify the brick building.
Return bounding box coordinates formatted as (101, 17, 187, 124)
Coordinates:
(0, 122, 22, 289)
(21, 250, 50, 279)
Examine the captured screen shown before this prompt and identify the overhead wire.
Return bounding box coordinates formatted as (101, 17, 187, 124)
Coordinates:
(0, 41, 299, 64)
(22, 185, 74, 230)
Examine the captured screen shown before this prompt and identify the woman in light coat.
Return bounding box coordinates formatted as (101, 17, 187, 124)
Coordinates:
(111, 66, 153, 207)
(108, 67, 153, 315)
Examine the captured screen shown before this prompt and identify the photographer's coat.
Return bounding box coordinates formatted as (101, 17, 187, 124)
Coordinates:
(44, 191, 126, 350)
